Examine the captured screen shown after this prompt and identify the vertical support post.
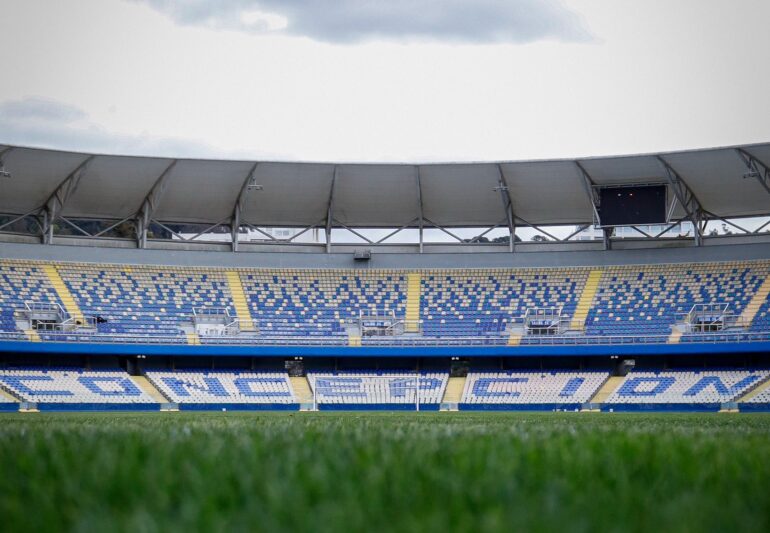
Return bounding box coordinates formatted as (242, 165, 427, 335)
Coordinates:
(41, 155, 94, 244)
(496, 164, 516, 252)
(325, 166, 338, 254)
(657, 156, 705, 247)
(575, 161, 606, 250)
(135, 160, 177, 249)
(232, 162, 259, 252)
(415, 166, 424, 253)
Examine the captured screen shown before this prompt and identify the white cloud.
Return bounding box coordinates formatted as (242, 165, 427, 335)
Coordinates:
(128, 0, 592, 44)
(0, 97, 235, 158)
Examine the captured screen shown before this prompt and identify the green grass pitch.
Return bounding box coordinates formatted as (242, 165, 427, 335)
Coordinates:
(1, 412, 770, 532)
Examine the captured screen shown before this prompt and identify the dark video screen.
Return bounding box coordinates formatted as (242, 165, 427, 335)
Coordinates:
(599, 185, 666, 226)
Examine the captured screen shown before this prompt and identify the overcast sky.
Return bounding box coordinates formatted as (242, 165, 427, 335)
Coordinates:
(1, 0, 769, 162)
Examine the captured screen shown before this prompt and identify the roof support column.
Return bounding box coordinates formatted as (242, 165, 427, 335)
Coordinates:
(325, 166, 338, 254)
(657, 156, 706, 247)
(575, 161, 609, 250)
(496, 165, 516, 252)
(41, 155, 94, 244)
(231, 163, 259, 252)
(135, 160, 177, 249)
(415, 166, 424, 253)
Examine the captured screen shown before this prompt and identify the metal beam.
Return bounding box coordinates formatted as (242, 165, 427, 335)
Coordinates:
(41, 155, 94, 244)
(735, 148, 770, 197)
(325, 166, 338, 253)
(574, 161, 609, 250)
(496, 165, 516, 252)
(135, 160, 177, 248)
(333, 219, 374, 244)
(423, 218, 464, 242)
(375, 218, 419, 244)
(231, 162, 259, 252)
(0, 146, 13, 176)
(657, 156, 706, 247)
(414, 166, 426, 253)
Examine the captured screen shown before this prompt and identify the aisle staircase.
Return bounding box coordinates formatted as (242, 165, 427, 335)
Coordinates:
(225, 271, 255, 332)
(668, 326, 684, 344)
(130, 375, 171, 403)
(405, 273, 421, 333)
(290, 376, 314, 409)
(0, 387, 20, 403)
(42, 264, 85, 324)
(186, 332, 201, 345)
(348, 333, 362, 346)
(739, 275, 770, 327)
(735, 375, 770, 403)
(24, 329, 41, 342)
(570, 270, 603, 330)
(441, 376, 467, 409)
(587, 376, 624, 405)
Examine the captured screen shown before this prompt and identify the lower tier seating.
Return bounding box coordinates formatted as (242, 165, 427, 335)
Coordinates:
(0, 368, 155, 404)
(145, 370, 296, 404)
(604, 370, 770, 405)
(306, 371, 448, 405)
(461, 371, 608, 405)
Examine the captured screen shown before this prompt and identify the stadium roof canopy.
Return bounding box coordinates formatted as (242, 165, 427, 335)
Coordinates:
(0, 142, 769, 234)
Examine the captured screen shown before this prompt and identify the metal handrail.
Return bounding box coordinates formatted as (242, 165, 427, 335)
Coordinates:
(2, 329, 769, 347)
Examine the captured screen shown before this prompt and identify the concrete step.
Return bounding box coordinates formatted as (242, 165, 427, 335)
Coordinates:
(570, 270, 603, 330)
(42, 264, 85, 323)
(225, 271, 256, 331)
(588, 376, 624, 404)
(290, 376, 314, 404)
(740, 275, 770, 326)
(736, 375, 770, 403)
(0, 387, 20, 402)
(405, 272, 421, 332)
(131, 375, 171, 403)
(441, 376, 466, 404)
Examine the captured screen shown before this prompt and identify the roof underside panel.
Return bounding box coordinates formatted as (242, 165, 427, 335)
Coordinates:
(334, 165, 419, 227)
(503, 161, 591, 225)
(662, 148, 770, 218)
(153, 160, 253, 225)
(0, 148, 90, 215)
(420, 164, 503, 227)
(241, 162, 334, 227)
(578, 155, 665, 185)
(0, 142, 768, 227)
(62, 156, 174, 220)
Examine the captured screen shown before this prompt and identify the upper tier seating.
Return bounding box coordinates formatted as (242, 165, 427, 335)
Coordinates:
(57, 263, 233, 338)
(0, 261, 63, 340)
(0, 259, 769, 343)
(604, 370, 770, 404)
(240, 270, 407, 338)
(421, 269, 589, 337)
(461, 371, 608, 404)
(751, 296, 770, 333)
(307, 371, 448, 405)
(0, 368, 155, 404)
(145, 370, 296, 404)
(586, 262, 770, 339)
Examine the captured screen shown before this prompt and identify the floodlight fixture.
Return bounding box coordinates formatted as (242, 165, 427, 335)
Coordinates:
(743, 169, 760, 180)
